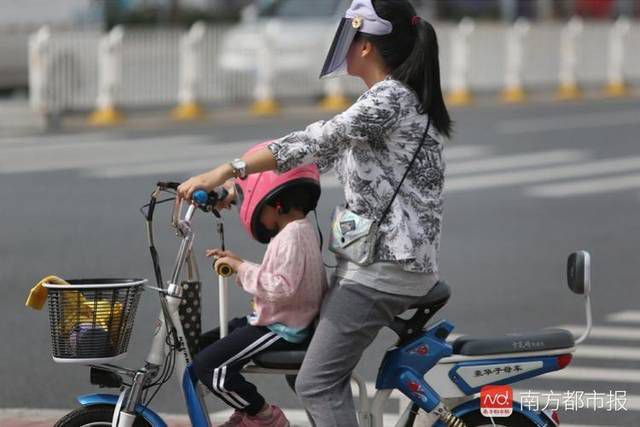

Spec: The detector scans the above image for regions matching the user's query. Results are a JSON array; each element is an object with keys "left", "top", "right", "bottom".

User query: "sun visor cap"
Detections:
[{"left": 319, "top": 0, "right": 393, "bottom": 79}]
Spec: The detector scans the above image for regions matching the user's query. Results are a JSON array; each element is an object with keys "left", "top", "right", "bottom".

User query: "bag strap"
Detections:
[{"left": 378, "top": 115, "right": 432, "bottom": 226}]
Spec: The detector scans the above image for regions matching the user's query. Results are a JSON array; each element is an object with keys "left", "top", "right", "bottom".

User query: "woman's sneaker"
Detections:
[
  {"left": 218, "top": 409, "right": 245, "bottom": 427},
  {"left": 241, "top": 405, "right": 289, "bottom": 427}
]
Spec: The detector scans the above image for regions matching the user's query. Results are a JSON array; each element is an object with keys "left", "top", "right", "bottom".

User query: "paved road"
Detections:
[{"left": 1, "top": 98, "right": 639, "bottom": 426}]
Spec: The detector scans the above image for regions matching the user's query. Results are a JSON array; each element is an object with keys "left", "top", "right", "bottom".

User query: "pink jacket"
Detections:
[{"left": 236, "top": 218, "right": 328, "bottom": 329}]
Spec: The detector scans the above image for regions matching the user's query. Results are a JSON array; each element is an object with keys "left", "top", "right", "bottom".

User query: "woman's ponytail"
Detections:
[{"left": 366, "top": 0, "right": 453, "bottom": 138}]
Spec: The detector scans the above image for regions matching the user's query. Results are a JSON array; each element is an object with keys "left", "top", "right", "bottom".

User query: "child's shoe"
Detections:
[
  {"left": 241, "top": 405, "right": 289, "bottom": 427},
  {"left": 218, "top": 409, "right": 245, "bottom": 427}
]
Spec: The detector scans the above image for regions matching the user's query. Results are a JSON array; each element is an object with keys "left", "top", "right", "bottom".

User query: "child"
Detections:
[{"left": 192, "top": 142, "right": 328, "bottom": 427}]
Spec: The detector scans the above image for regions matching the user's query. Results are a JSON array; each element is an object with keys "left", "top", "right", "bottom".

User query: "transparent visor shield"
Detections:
[{"left": 320, "top": 18, "right": 359, "bottom": 79}]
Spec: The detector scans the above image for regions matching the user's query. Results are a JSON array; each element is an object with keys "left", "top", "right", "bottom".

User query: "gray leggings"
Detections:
[{"left": 295, "top": 276, "right": 420, "bottom": 427}]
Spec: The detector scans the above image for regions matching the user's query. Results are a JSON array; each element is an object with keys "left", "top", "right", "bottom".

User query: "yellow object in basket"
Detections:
[
  {"left": 60, "top": 298, "right": 124, "bottom": 336},
  {"left": 25, "top": 275, "right": 68, "bottom": 310},
  {"left": 27, "top": 276, "right": 124, "bottom": 336}
]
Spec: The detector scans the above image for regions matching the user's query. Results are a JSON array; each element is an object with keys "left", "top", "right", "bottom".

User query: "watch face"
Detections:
[{"left": 232, "top": 159, "right": 247, "bottom": 178}]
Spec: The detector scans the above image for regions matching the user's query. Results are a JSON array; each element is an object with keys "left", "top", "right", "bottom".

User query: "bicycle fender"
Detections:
[
  {"left": 77, "top": 393, "right": 168, "bottom": 427},
  {"left": 432, "top": 397, "right": 555, "bottom": 427}
]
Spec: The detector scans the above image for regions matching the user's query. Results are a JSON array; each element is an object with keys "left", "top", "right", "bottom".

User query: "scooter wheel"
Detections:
[{"left": 53, "top": 404, "right": 152, "bottom": 427}]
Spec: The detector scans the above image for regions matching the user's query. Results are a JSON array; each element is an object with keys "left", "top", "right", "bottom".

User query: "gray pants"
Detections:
[{"left": 295, "top": 276, "right": 419, "bottom": 427}]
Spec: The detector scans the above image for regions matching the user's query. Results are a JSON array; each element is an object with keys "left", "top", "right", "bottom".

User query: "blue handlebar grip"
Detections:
[{"left": 193, "top": 190, "right": 208, "bottom": 205}]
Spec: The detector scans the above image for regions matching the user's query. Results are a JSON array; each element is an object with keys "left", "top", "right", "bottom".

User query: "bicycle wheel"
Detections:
[{"left": 53, "top": 405, "right": 152, "bottom": 427}]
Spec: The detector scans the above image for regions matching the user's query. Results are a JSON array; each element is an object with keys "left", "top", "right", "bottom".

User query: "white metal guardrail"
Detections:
[{"left": 28, "top": 19, "right": 640, "bottom": 124}]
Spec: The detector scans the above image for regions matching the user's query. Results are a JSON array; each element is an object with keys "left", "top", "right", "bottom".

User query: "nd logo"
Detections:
[{"left": 480, "top": 385, "right": 513, "bottom": 417}]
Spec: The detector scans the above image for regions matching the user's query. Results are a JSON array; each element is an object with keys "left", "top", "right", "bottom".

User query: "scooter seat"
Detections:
[
  {"left": 252, "top": 350, "right": 306, "bottom": 370},
  {"left": 452, "top": 328, "right": 575, "bottom": 356}
]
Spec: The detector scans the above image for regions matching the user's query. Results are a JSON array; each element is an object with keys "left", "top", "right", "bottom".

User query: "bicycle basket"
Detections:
[{"left": 43, "top": 278, "right": 146, "bottom": 363}]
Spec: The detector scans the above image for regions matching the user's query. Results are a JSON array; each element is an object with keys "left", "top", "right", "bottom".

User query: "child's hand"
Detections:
[
  {"left": 206, "top": 248, "right": 241, "bottom": 262},
  {"left": 214, "top": 256, "right": 242, "bottom": 274}
]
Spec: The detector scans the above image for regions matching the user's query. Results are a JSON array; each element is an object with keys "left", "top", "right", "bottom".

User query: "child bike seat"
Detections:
[
  {"left": 252, "top": 350, "right": 307, "bottom": 370},
  {"left": 452, "top": 328, "right": 575, "bottom": 355}
]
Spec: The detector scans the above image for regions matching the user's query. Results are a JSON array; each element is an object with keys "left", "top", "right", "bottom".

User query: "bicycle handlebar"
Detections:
[{"left": 192, "top": 188, "right": 228, "bottom": 210}]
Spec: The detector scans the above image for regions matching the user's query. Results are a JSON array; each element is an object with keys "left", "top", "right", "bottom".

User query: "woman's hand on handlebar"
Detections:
[
  {"left": 177, "top": 167, "right": 230, "bottom": 202},
  {"left": 177, "top": 146, "right": 278, "bottom": 202}
]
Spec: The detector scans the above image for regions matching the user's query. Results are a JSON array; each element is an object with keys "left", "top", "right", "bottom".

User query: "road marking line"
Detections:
[
  {"left": 445, "top": 145, "right": 491, "bottom": 160},
  {"left": 526, "top": 173, "right": 640, "bottom": 197},
  {"left": 497, "top": 110, "right": 640, "bottom": 134},
  {"left": 574, "top": 345, "right": 640, "bottom": 361},
  {"left": 558, "top": 325, "right": 640, "bottom": 341},
  {"left": 446, "top": 156, "right": 640, "bottom": 192},
  {"left": 0, "top": 132, "right": 113, "bottom": 146},
  {"left": 607, "top": 311, "right": 640, "bottom": 324},
  {"left": 541, "top": 366, "right": 640, "bottom": 384},
  {"left": 448, "top": 150, "right": 587, "bottom": 175}
]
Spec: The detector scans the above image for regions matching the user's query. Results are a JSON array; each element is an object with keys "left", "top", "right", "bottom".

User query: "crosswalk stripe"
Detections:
[
  {"left": 0, "top": 131, "right": 112, "bottom": 147},
  {"left": 0, "top": 138, "right": 258, "bottom": 175},
  {"left": 560, "top": 425, "right": 618, "bottom": 427},
  {"left": 444, "top": 145, "right": 491, "bottom": 160},
  {"left": 322, "top": 151, "right": 593, "bottom": 190},
  {"left": 448, "top": 150, "right": 587, "bottom": 175},
  {"left": 446, "top": 156, "right": 640, "bottom": 192},
  {"left": 526, "top": 173, "right": 640, "bottom": 197},
  {"left": 607, "top": 311, "right": 640, "bottom": 324},
  {"left": 575, "top": 345, "right": 640, "bottom": 361},
  {"left": 90, "top": 158, "right": 236, "bottom": 178},
  {"left": 558, "top": 325, "right": 640, "bottom": 341},
  {"left": 496, "top": 109, "right": 640, "bottom": 134},
  {"left": 542, "top": 366, "right": 640, "bottom": 383}
]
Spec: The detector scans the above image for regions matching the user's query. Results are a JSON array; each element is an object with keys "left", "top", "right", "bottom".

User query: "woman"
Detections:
[{"left": 178, "top": 0, "right": 452, "bottom": 425}]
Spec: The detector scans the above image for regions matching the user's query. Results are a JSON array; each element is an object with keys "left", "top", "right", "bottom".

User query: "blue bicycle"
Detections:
[{"left": 46, "top": 182, "right": 592, "bottom": 427}]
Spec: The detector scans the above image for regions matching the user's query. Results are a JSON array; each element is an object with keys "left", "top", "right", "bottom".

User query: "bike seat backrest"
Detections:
[{"left": 387, "top": 280, "right": 451, "bottom": 343}]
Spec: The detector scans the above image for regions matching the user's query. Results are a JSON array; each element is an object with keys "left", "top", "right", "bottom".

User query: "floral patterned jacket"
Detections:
[{"left": 268, "top": 78, "right": 445, "bottom": 274}]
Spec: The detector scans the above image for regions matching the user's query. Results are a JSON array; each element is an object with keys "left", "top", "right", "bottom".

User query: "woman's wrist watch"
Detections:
[{"left": 229, "top": 158, "right": 247, "bottom": 179}]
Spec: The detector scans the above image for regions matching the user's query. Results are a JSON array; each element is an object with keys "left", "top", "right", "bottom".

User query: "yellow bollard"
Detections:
[
  {"left": 89, "top": 106, "right": 124, "bottom": 126},
  {"left": 250, "top": 98, "right": 280, "bottom": 116},
  {"left": 319, "top": 94, "right": 351, "bottom": 112},
  {"left": 446, "top": 89, "right": 473, "bottom": 107},
  {"left": 320, "top": 95, "right": 352, "bottom": 111},
  {"left": 555, "top": 83, "right": 582, "bottom": 101},
  {"left": 501, "top": 86, "right": 527, "bottom": 104},
  {"left": 90, "top": 26, "right": 125, "bottom": 127},
  {"left": 171, "top": 102, "right": 205, "bottom": 121},
  {"left": 603, "top": 82, "right": 630, "bottom": 97}
]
